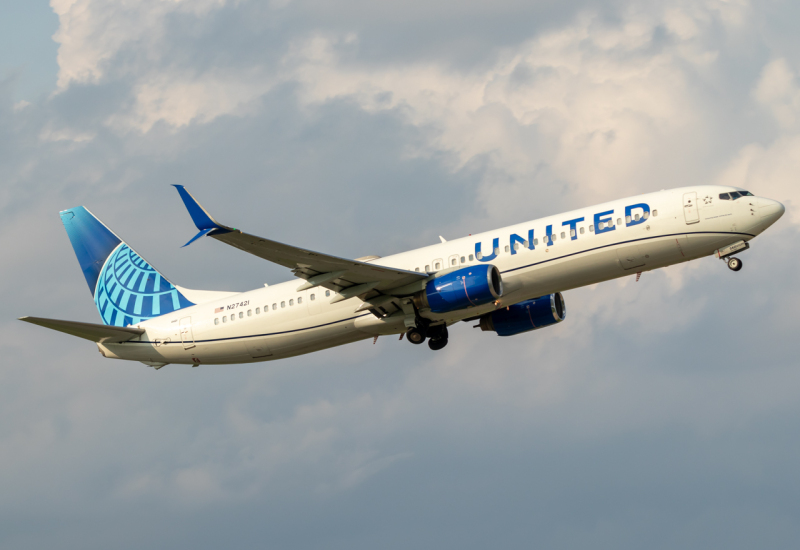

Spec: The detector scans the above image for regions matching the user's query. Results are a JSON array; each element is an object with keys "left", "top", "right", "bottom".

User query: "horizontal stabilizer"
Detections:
[{"left": 19, "top": 316, "right": 145, "bottom": 343}]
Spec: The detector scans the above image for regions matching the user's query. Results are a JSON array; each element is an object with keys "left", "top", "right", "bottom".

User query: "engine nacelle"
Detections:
[
  {"left": 479, "top": 293, "right": 566, "bottom": 336},
  {"left": 420, "top": 264, "right": 503, "bottom": 313}
]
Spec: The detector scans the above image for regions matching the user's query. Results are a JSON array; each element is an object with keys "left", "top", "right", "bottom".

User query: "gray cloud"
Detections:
[{"left": 2, "top": 0, "right": 800, "bottom": 548}]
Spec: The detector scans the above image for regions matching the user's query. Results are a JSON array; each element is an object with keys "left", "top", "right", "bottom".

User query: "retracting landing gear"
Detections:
[
  {"left": 406, "top": 327, "right": 427, "bottom": 345},
  {"left": 404, "top": 324, "right": 449, "bottom": 350},
  {"left": 427, "top": 325, "right": 449, "bottom": 351},
  {"left": 727, "top": 257, "right": 743, "bottom": 271}
]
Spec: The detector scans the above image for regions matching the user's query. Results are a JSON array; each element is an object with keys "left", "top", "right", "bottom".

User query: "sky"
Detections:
[{"left": 2, "top": 0, "right": 800, "bottom": 548}]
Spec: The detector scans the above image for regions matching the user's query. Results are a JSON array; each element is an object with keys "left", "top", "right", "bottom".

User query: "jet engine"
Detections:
[
  {"left": 478, "top": 293, "right": 566, "bottom": 336},
  {"left": 417, "top": 264, "right": 503, "bottom": 313}
]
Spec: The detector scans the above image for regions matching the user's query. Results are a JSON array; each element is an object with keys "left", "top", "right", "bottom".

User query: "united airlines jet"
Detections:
[{"left": 20, "top": 186, "right": 784, "bottom": 368}]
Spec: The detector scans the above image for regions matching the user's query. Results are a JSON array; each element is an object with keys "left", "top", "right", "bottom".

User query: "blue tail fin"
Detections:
[{"left": 60, "top": 207, "right": 194, "bottom": 327}]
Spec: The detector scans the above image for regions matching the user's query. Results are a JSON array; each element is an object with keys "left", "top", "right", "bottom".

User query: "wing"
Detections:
[
  {"left": 172, "top": 186, "right": 428, "bottom": 306},
  {"left": 19, "top": 317, "right": 145, "bottom": 343}
]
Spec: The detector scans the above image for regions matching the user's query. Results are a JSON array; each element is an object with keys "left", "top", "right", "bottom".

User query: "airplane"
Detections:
[{"left": 20, "top": 185, "right": 784, "bottom": 369}]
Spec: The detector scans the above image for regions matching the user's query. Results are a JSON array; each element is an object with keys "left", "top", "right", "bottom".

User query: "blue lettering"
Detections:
[
  {"left": 594, "top": 210, "right": 615, "bottom": 234},
  {"left": 545, "top": 225, "right": 554, "bottom": 245},
  {"left": 509, "top": 233, "right": 532, "bottom": 255},
  {"left": 625, "top": 203, "right": 650, "bottom": 227},
  {"left": 475, "top": 238, "right": 499, "bottom": 262},
  {"left": 562, "top": 217, "right": 584, "bottom": 240}
]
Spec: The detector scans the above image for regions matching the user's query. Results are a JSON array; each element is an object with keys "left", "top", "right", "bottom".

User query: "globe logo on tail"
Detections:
[{"left": 94, "top": 244, "right": 194, "bottom": 327}]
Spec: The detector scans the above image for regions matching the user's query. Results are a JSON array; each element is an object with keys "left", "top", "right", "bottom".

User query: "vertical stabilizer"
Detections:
[{"left": 60, "top": 207, "right": 194, "bottom": 327}]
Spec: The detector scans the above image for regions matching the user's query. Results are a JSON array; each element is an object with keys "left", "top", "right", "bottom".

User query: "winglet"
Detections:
[{"left": 172, "top": 185, "right": 231, "bottom": 246}]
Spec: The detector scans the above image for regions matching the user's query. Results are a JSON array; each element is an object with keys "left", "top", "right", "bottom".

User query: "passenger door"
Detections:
[
  {"left": 683, "top": 192, "right": 700, "bottom": 224},
  {"left": 179, "top": 317, "right": 195, "bottom": 350}
]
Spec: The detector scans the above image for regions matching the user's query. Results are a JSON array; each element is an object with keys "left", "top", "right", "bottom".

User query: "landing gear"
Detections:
[
  {"left": 727, "top": 257, "right": 743, "bottom": 272},
  {"left": 406, "top": 327, "right": 427, "bottom": 345},
  {"left": 427, "top": 325, "right": 449, "bottom": 351},
  {"left": 405, "top": 324, "right": 449, "bottom": 350},
  {"left": 428, "top": 337, "right": 448, "bottom": 351}
]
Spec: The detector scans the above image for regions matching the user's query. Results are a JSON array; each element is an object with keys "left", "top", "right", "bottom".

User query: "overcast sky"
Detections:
[{"left": 3, "top": 1, "right": 800, "bottom": 548}]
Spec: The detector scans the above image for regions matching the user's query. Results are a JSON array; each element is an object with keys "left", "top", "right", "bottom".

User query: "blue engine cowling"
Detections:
[
  {"left": 423, "top": 264, "right": 503, "bottom": 313},
  {"left": 478, "top": 293, "right": 566, "bottom": 336}
]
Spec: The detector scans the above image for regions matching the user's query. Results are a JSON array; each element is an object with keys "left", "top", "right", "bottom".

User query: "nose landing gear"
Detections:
[{"left": 727, "top": 257, "right": 743, "bottom": 271}]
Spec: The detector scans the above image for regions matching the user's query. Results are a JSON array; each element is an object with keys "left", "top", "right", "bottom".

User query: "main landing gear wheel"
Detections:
[
  {"left": 406, "top": 327, "right": 427, "bottom": 345},
  {"left": 428, "top": 337, "right": 448, "bottom": 351},
  {"left": 727, "top": 257, "right": 743, "bottom": 272}
]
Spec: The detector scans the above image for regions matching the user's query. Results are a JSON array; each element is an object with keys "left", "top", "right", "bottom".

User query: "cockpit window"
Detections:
[
  {"left": 719, "top": 193, "right": 730, "bottom": 200},
  {"left": 740, "top": 190, "right": 753, "bottom": 196},
  {"left": 729, "top": 191, "right": 741, "bottom": 199}
]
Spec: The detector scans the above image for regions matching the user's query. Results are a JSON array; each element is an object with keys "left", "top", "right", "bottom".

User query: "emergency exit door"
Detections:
[
  {"left": 179, "top": 317, "right": 195, "bottom": 350},
  {"left": 683, "top": 192, "right": 700, "bottom": 224}
]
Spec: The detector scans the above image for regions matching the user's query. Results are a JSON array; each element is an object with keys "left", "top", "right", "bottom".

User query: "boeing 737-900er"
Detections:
[{"left": 20, "top": 185, "right": 785, "bottom": 368}]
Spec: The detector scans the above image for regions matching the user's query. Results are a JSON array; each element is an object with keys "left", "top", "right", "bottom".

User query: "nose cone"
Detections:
[{"left": 759, "top": 198, "right": 786, "bottom": 225}]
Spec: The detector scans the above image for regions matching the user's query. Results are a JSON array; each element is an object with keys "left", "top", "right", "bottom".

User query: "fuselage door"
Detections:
[
  {"left": 683, "top": 192, "right": 700, "bottom": 224},
  {"left": 179, "top": 317, "right": 195, "bottom": 350}
]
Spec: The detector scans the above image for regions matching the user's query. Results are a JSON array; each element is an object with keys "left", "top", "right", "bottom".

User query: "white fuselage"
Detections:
[{"left": 97, "top": 186, "right": 784, "bottom": 365}]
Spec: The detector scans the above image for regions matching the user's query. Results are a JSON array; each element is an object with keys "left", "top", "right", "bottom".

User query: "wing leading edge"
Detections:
[{"left": 172, "top": 186, "right": 427, "bottom": 309}]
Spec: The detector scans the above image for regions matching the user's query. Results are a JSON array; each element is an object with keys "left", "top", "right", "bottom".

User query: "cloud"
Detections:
[{"left": 4, "top": 0, "right": 800, "bottom": 548}]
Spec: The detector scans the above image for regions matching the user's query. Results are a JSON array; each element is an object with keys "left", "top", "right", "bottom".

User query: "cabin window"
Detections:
[
  {"left": 616, "top": 218, "right": 621, "bottom": 226},
  {"left": 469, "top": 254, "right": 474, "bottom": 261},
  {"left": 460, "top": 256, "right": 465, "bottom": 263},
  {"left": 626, "top": 215, "right": 631, "bottom": 224},
  {"left": 589, "top": 225, "right": 594, "bottom": 232},
  {"left": 272, "top": 303, "right": 277, "bottom": 310},
  {"left": 514, "top": 243, "right": 520, "bottom": 251},
  {"left": 425, "top": 264, "right": 430, "bottom": 271},
  {"left": 289, "top": 299, "right": 294, "bottom": 306},
  {"left": 653, "top": 210, "right": 658, "bottom": 217},
  {"left": 634, "top": 214, "right": 640, "bottom": 221},
  {"left": 643, "top": 211, "right": 649, "bottom": 220},
  {"left": 522, "top": 240, "right": 528, "bottom": 248},
  {"left": 230, "top": 314, "right": 235, "bottom": 321},
  {"left": 451, "top": 258, "right": 457, "bottom": 265},
  {"left": 239, "top": 311, "right": 244, "bottom": 319},
  {"left": 551, "top": 234, "right": 556, "bottom": 242},
  {"left": 597, "top": 222, "right": 603, "bottom": 230},
  {"left": 222, "top": 316, "right": 227, "bottom": 323},
  {"left": 504, "top": 245, "right": 509, "bottom": 253},
  {"left": 570, "top": 229, "right": 576, "bottom": 237},
  {"left": 281, "top": 301, "right": 286, "bottom": 308},
  {"left": 310, "top": 294, "right": 315, "bottom": 301},
  {"left": 298, "top": 297, "right": 303, "bottom": 304},
  {"left": 214, "top": 318, "right": 219, "bottom": 325},
  {"left": 247, "top": 309, "right": 252, "bottom": 317},
  {"left": 493, "top": 247, "right": 500, "bottom": 255},
  {"left": 256, "top": 307, "right": 260, "bottom": 314},
  {"left": 434, "top": 261, "right": 441, "bottom": 269},
  {"left": 579, "top": 227, "right": 585, "bottom": 234},
  {"left": 325, "top": 290, "right": 331, "bottom": 297},
  {"left": 415, "top": 267, "right": 420, "bottom": 272}
]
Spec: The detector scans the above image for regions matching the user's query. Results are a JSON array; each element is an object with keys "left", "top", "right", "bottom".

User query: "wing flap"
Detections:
[{"left": 19, "top": 317, "right": 145, "bottom": 343}]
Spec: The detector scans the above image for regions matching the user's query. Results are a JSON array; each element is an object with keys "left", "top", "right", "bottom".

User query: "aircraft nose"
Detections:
[{"left": 759, "top": 198, "right": 786, "bottom": 224}]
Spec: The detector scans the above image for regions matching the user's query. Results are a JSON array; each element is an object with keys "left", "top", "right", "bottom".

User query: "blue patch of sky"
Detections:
[{"left": 0, "top": 1, "right": 59, "bottom": 101}]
